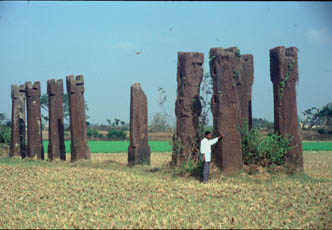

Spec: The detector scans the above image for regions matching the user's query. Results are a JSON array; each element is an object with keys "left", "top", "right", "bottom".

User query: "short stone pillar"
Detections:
[
  {"left": 128, "top": 83, "right": 150, "bottom": 165},
  {"left": 66, "top": 75, "right": 90, "bottom": 161},
  {"left": 10, "top": 84, "right": 26, "bottom": 158},
  {"left": 270, "top": 46, "right": 303, "bottom": 170},
  {"left": 172, "top": 52, "right": 204, "bottom": 166},
  {"left": 236, "top": 54, "right": 254, "bottom": 129},
  {"left": 47, "top": 79, "right": 66, "bottom": 161},
  {"left": 210, "top": 47, "right": 242, "bottom": 176},
  {"left": 25, "top": 81, "right": 44, "bottom": 159}
]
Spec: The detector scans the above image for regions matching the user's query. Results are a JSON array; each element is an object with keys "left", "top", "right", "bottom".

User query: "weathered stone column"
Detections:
[
  {"left": 66, "top": 75, "right": 90, "bottom": 161},
  {"left": 236, "top": 54, "right": 254, "bottom": 129},
  {"left": 47, "top": 79, "right": 66, "bottom": 161},
  {"left": 210, "top": 47, "right": 242, "bottom": 176},
  {"left": 172, "top": 52, "right": 203, "bottom": 166},
  {"left": 270, "top": 46, "right": 303, "bottom": 171},
  {"left": 10, "top": 84, "right": 26, "bottom": 158},
  {"left": 128, "top": 83, "right": 150, "bottom": 165},
  {"left": 26, "top": 81, "right": 44, "bottom": 159}
]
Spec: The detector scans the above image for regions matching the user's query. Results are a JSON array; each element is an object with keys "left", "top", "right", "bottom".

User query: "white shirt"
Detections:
[{"left": 200, "top": 137, "right": 219, "bottom": 162}]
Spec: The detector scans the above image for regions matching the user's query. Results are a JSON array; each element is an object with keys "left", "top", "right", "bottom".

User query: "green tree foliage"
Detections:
[
  {"left": 302, "top": 102, "right": 332, "bottom": 133},
  {"left": 0, "top": 113, "right": 11, "bottom": 144},
  {"left": 107, "top": 130, "right": 127, "bottom": 140}
]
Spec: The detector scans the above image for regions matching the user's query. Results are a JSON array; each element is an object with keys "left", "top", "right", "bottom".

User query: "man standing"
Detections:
[{"left": 200, "top": 131, "right": 224, "bottom": 184}]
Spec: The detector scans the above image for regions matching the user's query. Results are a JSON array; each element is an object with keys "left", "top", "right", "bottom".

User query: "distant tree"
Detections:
[
  {"left": 150, "top": 112, "right": 168, "bottom": 132},
  {"left": 252, "top": 118, "right": 274, "bottom": 131},
  {"left": 40, "top": 93, "right": 89, "bottom": 126},
  {"left": 301, "top": 107, "right": 319, "bottom": 129}
]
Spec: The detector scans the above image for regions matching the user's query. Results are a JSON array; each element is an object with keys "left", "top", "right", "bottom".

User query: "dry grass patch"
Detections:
[{"left": 0, "top": 151, "right": 331, "bottom": 229}]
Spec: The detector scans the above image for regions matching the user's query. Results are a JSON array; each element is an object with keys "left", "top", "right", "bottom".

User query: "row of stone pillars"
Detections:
[
  {"left": 10, "top": 75, "right": 90, "bottom": 161},
  {"left": 172, "top": 46, "right": 303, "bottom": 175}
]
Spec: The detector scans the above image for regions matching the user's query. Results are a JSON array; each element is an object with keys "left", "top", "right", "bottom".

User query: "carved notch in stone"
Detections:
[
  {"left": 25, "top": 81, "right": 44, "bottom": 159},
  {"left": 10, "top": 84, "right": 26, "bottom": 158},
  {"left": 66, "top": 75, "right": 90, "bottom": 161}
]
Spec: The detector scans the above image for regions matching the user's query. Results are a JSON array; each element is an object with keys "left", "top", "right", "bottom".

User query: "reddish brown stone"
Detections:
[
  {"left": 26, "top": 81, "right": 44, "bottom": 159},
  {"left": 128, "top": 83, "right": 150, "bottom": 165},
  {"left": 210, "top": 47, "right": 242, "bottom": 176},
  {"left": 66, "top": 75, "right": 90, "bottom": 161},
  {"left": 236, "top": 54, "right": 254, "bottom": 129},
  {"left": 47, "top": 79, "right": 66, "bottom": 161},
  {"left": 10, "top": 84, "right": 26, "bottom": 158},
  {"left": 172, "top": 52, "right": 203, "bottom": 165},
  {"left": 270, "top": 46, "right": 303, "bottom": 170}
]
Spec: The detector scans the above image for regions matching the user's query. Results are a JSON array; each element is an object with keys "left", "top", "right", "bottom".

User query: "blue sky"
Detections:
[{"left": 0, "top": 1, "right": 332, "bottom": 125}]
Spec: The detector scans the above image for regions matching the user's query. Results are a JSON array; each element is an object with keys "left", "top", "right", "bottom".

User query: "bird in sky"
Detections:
[{"left": 136, "top": 50, "right": 143, "bottom": 55}]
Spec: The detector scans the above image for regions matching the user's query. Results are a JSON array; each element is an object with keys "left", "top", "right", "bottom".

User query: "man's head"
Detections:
[{"left": 205, "top": 131, "right": 212, "bottom": 139}]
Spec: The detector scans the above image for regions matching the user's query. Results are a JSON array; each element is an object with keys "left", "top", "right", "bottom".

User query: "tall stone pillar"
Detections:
[
  {"left": 210, "top": 47, "right": 242, "bottom": 176},
  {"left": 270, "top": 46, "right": 303, "bottom": 170},
  {"left": 10, "top": 84, "right": 26, "bottom": 158},
  {"left": 47, "top": 79, "right": 66, "bottom": 161},
  {"left": 66, "top": 75, "right": 90, "bottom": 161},
  {"left": 26, "top": 81, "right": 44, "bottom": 160},
  {"left": 236, "top": 54, "right": 254, "bottom": 129},
  {"left": 128, "top": 83, "right": 150, "bottom": 165},
  {"left": 172, "top": 52, "right": 203, "bottom": 166}
]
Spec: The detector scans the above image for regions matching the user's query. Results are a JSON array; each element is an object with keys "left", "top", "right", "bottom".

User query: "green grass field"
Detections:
[
  {"left": 43, "top": 141, "right": 172, "bottom": 153},
  {"left": 42, "top": 140, "right": 332, "bottom": 153}
]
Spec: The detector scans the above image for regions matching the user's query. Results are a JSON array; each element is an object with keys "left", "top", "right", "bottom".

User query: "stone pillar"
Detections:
[
  {"left": 25, "top": 81, "right": 44, "bottom": 159},
  {"left": 47, "top": 79, "right": 66, "bottom": 161},
  {"left": 10, "top": 84, "right": 26, "bottom": 158},
  {"left": 128, "top": 83, "right": 150, "bottom": 165},
  {"left": 210, "top": 47, "right": 242, "bottom": 176},
  {"left": 66, "top": 75, "right": 90, "bottom": 161},
  {"left": 172, "top": 52, "right": 203, "bottom": 166},
  {"left": 236, "top": 54, "right": 254, "bottom": 129},
  {"left": 270, "top": 46, "right": 303, "bottom": 170}
]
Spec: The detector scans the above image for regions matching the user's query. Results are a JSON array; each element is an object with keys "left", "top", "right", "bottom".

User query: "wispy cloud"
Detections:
[{"left": 305, "top": 27, "right": 332, "bottom": 45}]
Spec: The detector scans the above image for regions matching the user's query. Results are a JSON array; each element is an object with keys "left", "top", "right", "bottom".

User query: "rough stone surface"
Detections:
[
  {"left": 270, "top": 46, "right": 303, "bottom": 170},
  {"left": 10, "top": 84, "right": 26, "bottom": 158},
  {"left": 210, "top": 47, "right": 242, "bottom": 176},
  {"left": 26, "top": 81, "right": 44, "bottom": 159},
  {"left": 128, "top": 83, "right": 150, "bottom": 165},
  {"left": 172, "top": 52, "right": 203, "bottom": 165},
  {"left": 66, "top": 75, "right": 90, "bottom": 161},
  {"left": 236, "top": 54, "right": 254, "bottom": 129},
  {"left": 47, "top": 79, "right": 66, "bottom": 161}
]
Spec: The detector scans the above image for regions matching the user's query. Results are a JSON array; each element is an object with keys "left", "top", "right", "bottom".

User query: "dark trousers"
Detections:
[{"left": 203, "top": 162, "right": 210, "bottom": 183}]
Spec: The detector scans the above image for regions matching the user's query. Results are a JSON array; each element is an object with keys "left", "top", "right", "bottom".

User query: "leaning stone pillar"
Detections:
[
  {"left": 66, "top": 75, "right": 90, "bottom": 161},
  {"left": 128, "top": 83, "right": 150, "bottom": 165},
  {"left": 236, "top": 54, "right": 254, "bottom": 129},
  {"left": 210, "top": 47, "right": 242, "bottom": 176},
  {"left": 47, "top": 79, "right": 66, "bottom": 161},
  {"left": 25, "top": 81, "right": 44, "bottom": 159},
  {"left": 172, "top": 52, "right": 203, "bottom": 166},
  {"left": 10, "top": 84, "right": 26, "bottom": 158},
  {"left": 270, "top": 46, "right": 303, "bottom": 171}
]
